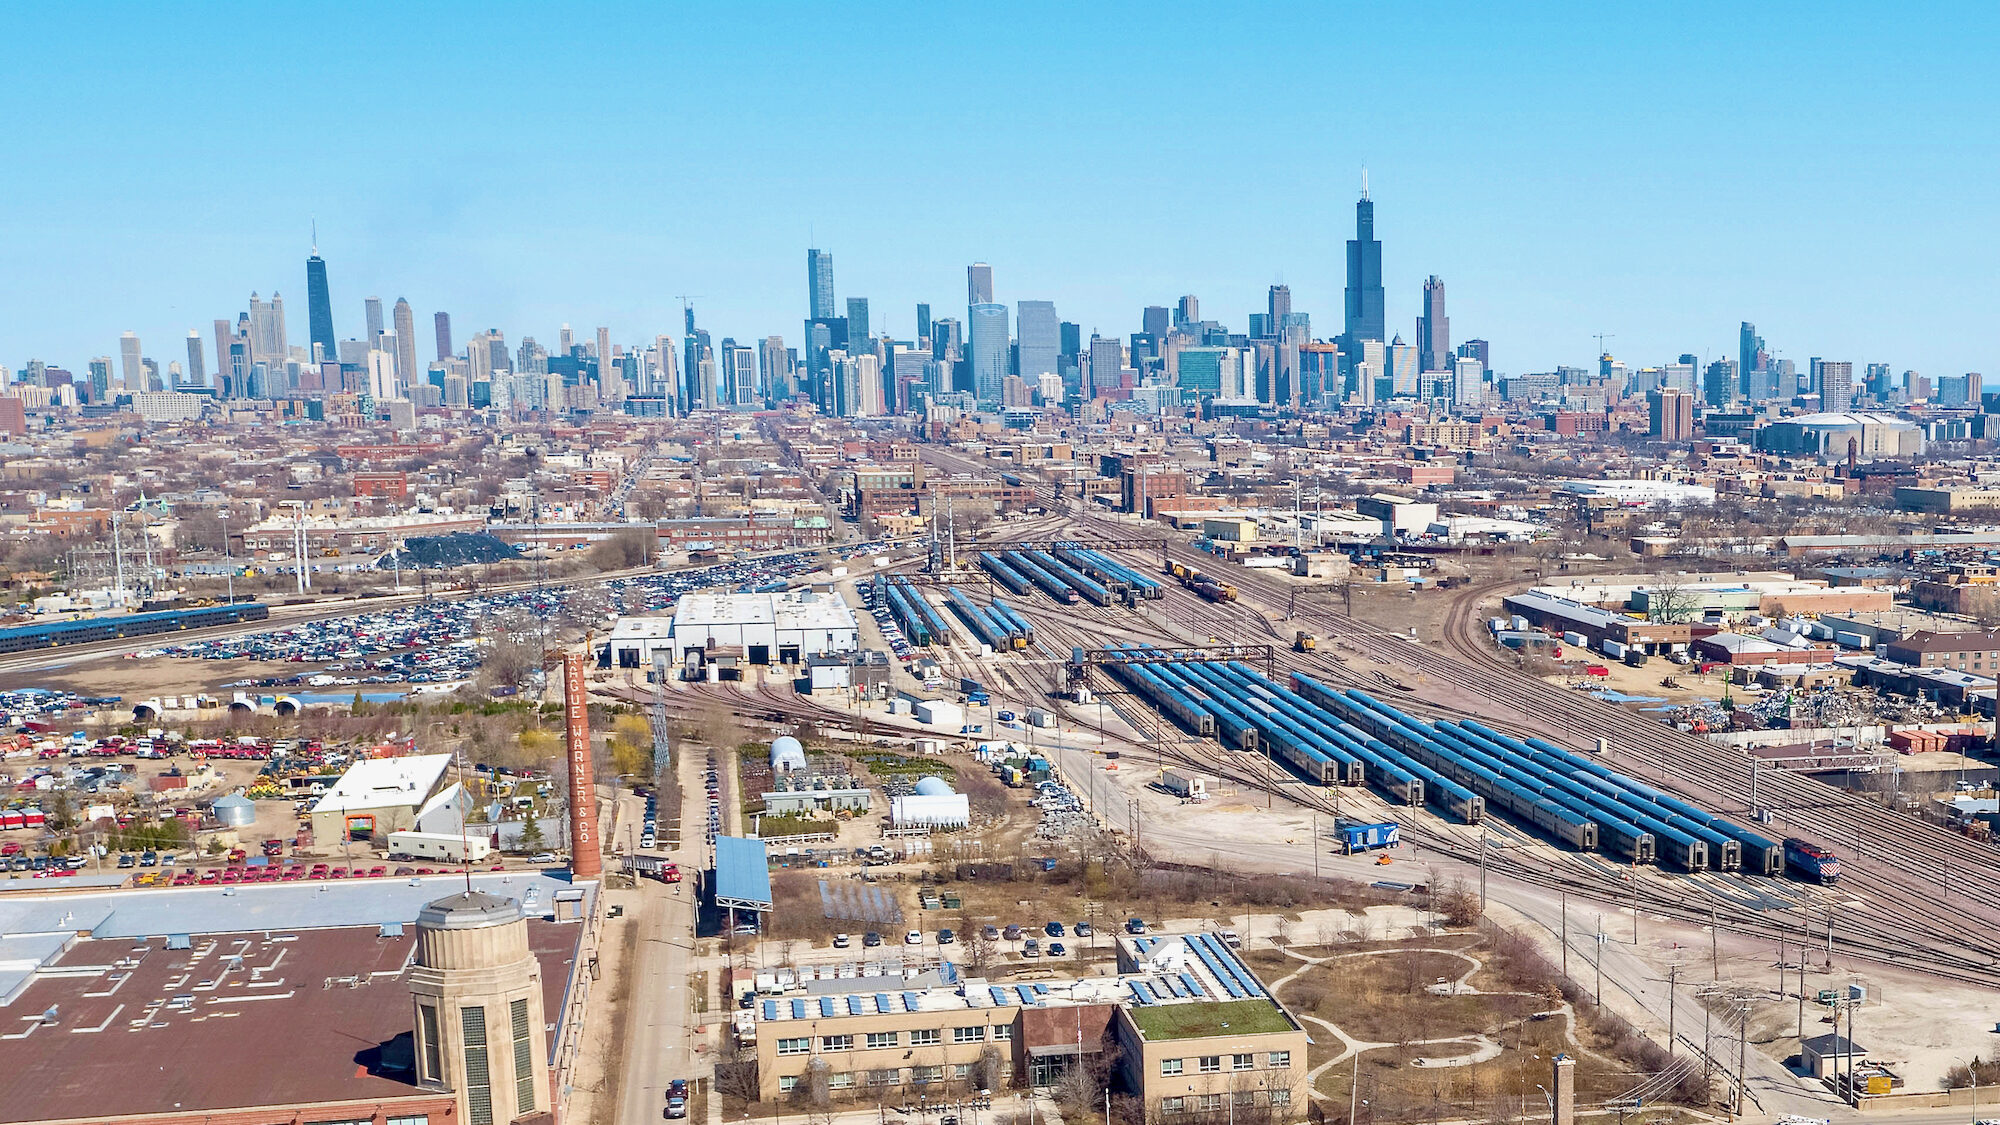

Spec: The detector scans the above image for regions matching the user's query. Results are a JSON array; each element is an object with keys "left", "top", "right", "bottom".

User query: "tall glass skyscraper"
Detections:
[
  {"left": 1344, "top": 185, "right": 1385, "bottom": 344},
  {"left": 306, "top": 251, "right": 336, "bottom": 364},
  {"left": 846, "top": 298, "right": 870, "bottom": 348},
  {"left": 1016, "top": 300, "right": 1060, "bottom": 378},
  {"left": 1417, "top": 276, "right": 1448, "bottom": 372},
  {"left": 968, "top": 302, "right": 1009, "bottom": 405},
  {"left": 807, "top": 249, "right": 836, "bottom": 319}
]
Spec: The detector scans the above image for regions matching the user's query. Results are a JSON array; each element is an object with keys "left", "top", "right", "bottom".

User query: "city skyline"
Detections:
[{"left": 5, "top": 4, "right": 1999, "bottom": 377}]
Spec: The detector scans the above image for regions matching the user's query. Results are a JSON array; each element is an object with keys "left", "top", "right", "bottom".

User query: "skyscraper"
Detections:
[
  {"left": 1813, "top": 359, "right": 1855, "bottom": 408},
  {"left": 434, "top": 311, "right": 453, "bottom": 361},
  {"left": 1344, "top": 180, "right": 1385, "bottom": 344},
  {"left": 1648, "top": 388, "right": 1695, "bottom": 441},
  {"left": 1177, "top": 294, "right": 1200, "bottom": 327},
  {"left": 118, "top": 332, "right": 142, "bottom": 391},
  {"left": 1016, "top": 300, "right": 1060, "bottom": 379},
  {"left": 915, "top": 303, "right": 932, "bottom": 343},
  {"left": 248, "top": 292, "right": 287, "bottom": 364},
  {"left": 1142, "top": 306, "right": 1170, "bottom": 338},
  {"left": 846, "top": 298, "right": 870, "bottom": 350},
  {"left": 1267, "top": 286, "right": 1292, "bottom": 334},
  {"left": 807, "top": 249, "right": 836, "bottom": 319},
  {"left": 364, "top": 296, "right": 384, "bottom": 342},
  {"left": 759, "top": 336, "right": 791, "bottom": 402},
  {"left": 393, "top": 299, "right": 417, "bottom": 391},
  {"left": 1740, "top": 322, "right": 1768, "bottom": 377},
  {"left": 1087, "top": 334, "right": 1126, "bottom": 398},
  {"left": 305, "top": 247, "right": 336, "bottom": 364},
  {"left": 969, "top": 302, "right": 1009, "bottom": 405},
  {"left": 184, "top": 331, "right": 206, "bottom": 388},
  {"left": 1417, "top": 276, "right": 1449, "bottom": 373},
  {"left": 87, "top": 357, "right": 112, "bottom": 402},
  {"left": 967, "top": 262, "right": 994, "bottom": 306}
]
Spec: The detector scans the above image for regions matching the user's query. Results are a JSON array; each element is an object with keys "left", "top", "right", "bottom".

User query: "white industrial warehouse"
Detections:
[{"left": 605, "top": 589, "right": 860, "bottom": 676}]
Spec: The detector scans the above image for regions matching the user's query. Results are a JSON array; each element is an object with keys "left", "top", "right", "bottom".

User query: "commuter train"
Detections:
[{"left": 0, "top": 602, "right": 271, "bottom": 655}]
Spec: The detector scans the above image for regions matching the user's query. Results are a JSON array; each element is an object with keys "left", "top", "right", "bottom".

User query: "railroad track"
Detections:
[
  {"left": 865, "top": 514, "right": 2000, "bottom": 981},
  {"left": 1052, "top": 526, "right": 2000, "bottom": 983}
]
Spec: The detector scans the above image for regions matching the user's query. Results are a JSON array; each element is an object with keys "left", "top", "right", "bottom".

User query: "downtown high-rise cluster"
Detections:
[{"left": 5, "top": 190, "right": 1955, "bottom": 431}]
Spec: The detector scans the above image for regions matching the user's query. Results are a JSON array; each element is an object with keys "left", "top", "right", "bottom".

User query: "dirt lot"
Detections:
[{"left": 20, "top": 655, "right": 305, "bottom": 698}]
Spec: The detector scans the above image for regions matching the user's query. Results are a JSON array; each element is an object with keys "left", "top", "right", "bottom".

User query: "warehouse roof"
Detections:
[
  {"left": 670, "top": 589, "right": 856, "bottom": 633},
  {"left": 309, "top": 753, "right": 452, "bottom": 815},
  {"left": 0, "top": 919, "right": 579, "bottom": 1125}
]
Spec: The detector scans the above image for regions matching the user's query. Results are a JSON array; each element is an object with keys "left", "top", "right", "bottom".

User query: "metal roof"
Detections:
[{"left": 714, "top": 835, "right": 773, "bottom": 910}]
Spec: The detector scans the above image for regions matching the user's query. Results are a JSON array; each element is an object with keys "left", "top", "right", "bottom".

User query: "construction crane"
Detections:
[{"left": 1593, "top": 332, "right": 1615, "bottom": 357}]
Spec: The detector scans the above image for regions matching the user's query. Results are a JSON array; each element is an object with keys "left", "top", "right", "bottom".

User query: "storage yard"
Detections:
[{"left": 638, "top": 514, "right": 2000, "bottom": 1016}]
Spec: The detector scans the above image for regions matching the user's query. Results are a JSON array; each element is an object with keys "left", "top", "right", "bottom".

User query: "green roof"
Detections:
[{"left": 1127, "top": 998, "right": 1293, "bottom": 1041}]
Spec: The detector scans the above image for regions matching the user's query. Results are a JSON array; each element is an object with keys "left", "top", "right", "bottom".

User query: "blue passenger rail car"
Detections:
[
  {"left": 0, "top": 602, "right": 271, "bottom": 654},
  {"left": 978, "top": 552, "right": 1037, "bottom": 597}
]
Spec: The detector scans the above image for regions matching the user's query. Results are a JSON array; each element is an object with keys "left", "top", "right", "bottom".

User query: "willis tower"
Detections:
[{"left": 1344, "top": 173, "right": 1384, "bottom": 343}]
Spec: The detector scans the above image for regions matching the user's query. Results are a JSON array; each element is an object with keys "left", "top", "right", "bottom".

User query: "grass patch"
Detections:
[{"left": 1128, "top": 998, "right": 1293, "bottom": 1040}]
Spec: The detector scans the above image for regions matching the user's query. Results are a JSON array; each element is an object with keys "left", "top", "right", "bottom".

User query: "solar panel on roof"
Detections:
[
  {"left": 763, "top": 999, "right": 779, "bottom": 1020},
  {"left": 1014, "top": 985, "right": 1036, "bottom": 1004},
  {"left": 876, "top": 992, "right": 894, "bottom": 1011},
  {"left": 791, "top": 998, "right": 808, "bottom": 1019},
  {"left": 901, "top": 991, "right": 921, "bottom": 1011},
  {"left": 989, "top": 987, "right": 1011, "bottom": 1006},
  {"left": 1179, "top": 972, "right": 1206, "bottom": 998},
  {"left": 1128, "top": 981, "right": 1153, "bottom": 1006},
  {"left": 1160, "top": 976, "right": 1186, "bottom": 998},
  {"left": 1186, "top": 936, "right": 1245, "bottom": 998},
  {"left": 1032, "top": 984, "right": 1049, "bottom": 995},
  {"left": 847, "top": 996, "right": 865, "bottom": 1015},
  {"left": 820, "top": 997, "right": 837, "bottom": 1018}
]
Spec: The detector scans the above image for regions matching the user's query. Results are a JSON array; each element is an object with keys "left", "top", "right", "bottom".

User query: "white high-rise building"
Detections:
[
  {"left": 364, "top": 296, "right": 384, "bottom": 342},
  {"left": 184, "top": 331, "right": 206, "bottom": 387},
  {"left": 392, "top": 299, "right": 417, "bottom": 390},
  {"left": 368, "top": 349, "right": 398, "bottom": 401},
  {"left": 118, "top": 332, "right": 142, "bottom": 390},
  {"left": 248, "top": 293, "right": 287, "bottom": 363}
]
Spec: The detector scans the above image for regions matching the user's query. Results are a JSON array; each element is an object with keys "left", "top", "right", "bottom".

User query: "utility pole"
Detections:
[
  {"left": 1666, "top": 964, "right": 1678, "bottom": 1058},
  {"left": 1736, "top": 1001, "right": 1751, "bottom": 1116},
  {"left": 1561, "top": 892, "right": 1569, "bottom": 979},
  {"left": 1594, "top": 915, "right": 1604, "bottom": 1005},
  {"left": 1629, "top": 858, "right": 1640, "bottom": 944},
  {"left": 1478, "top": 834, "right": 1488, "bottom": 912}
]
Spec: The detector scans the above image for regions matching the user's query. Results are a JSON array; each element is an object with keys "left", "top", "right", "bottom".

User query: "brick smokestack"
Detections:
[
  {"left": 1551, "top": 1053, "right": 1575, "bottom": 1125},
  {"left": 563, "top": 652, "right": 601, "bottom": 878}
]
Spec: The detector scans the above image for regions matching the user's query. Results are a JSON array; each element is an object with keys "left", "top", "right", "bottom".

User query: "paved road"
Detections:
[{"left": 615, "top": 739, "right": 704, "bottom": 1125}]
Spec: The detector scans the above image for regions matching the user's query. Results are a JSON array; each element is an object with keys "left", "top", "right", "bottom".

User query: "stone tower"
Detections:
[{"left": 409, "top": 891, "right": 549, "bottom": 1125}]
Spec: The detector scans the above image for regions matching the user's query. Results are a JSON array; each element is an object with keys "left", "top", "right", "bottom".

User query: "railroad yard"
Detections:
[
  {"left": 609, "top": 476, "right": 2000, "bottom": 1114},
  {"left": 15, "top": 489, "right": 2000, "bottom": 1117}
]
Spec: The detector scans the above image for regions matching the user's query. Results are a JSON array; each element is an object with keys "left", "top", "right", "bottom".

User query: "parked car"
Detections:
[
  {"left": 1003, "top": 924, "right": 1023, "bottom": 941},
  {"left": 1125, "top": 918, "right": 1148, "bottom": 934},
  {"left": 904, "top": 930, "right": 923, "bottom": 946},
  {"left": 1044, "top": 921, "right": 1065, "bottom": 937},
  {"left": 937, "top": 928, "right": 955, "bottom": 945},
  {"left": 1022, "top": 939, "right": 1041, "bottom": 958},
  {"left": 1047, "top": 942, "right": 1066, "bottom": 957},
  {"left": 832, "top": 933, "right": 851, "bottom": 949},
  {"left": 863, "top": 931, "right": 884, "bottom": 948}
]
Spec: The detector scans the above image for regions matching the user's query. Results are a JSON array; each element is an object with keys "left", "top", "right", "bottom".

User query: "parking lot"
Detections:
[{"left": 112, "top": 542, "right": 910, "bottom": 695}]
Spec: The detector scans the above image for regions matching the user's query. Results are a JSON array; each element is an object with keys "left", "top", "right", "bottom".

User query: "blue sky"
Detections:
[{"left": 4, "top": 2, "right": 1998, "bottom": 379}]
